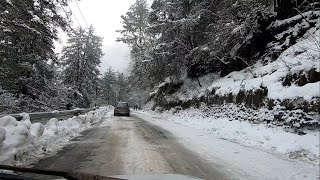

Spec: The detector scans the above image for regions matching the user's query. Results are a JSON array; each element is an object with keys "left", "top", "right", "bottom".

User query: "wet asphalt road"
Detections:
[{"left": 33, "top": 114, "right": 227, "bottom": 180}]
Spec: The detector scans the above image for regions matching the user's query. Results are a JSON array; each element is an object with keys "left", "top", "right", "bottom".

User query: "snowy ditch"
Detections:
[
  {"left": 0, "top": 106, "right": 113, "bottom": 166},
  {"left": 142, "top": 104, "right": 320, "bottom": 165}
]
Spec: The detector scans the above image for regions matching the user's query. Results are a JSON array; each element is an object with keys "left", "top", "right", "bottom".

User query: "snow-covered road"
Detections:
[
  {"left": 26, "top": 110, "right": 319, "bottom": 179},
  {"left": 33, "top": 114, "right": 225, "bottom": 179}
]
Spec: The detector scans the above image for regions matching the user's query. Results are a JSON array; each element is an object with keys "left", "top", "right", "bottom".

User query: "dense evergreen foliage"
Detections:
[
  {"left": 117, "top": 0, "right": 319, "bottom": 103},
  {"left": 0, "top": 0, "right": 319, "bottom": 113},
  {"left": 100, "top": 67, "right": 129, "bottom": 106},
  {"left": 0, "top": 0, "right": 72, "bottom": 112},
  {"left": 61, "top": 26, "right": 103, "bottom": 108},
  {"left": 0, "top": 0, "right": 131, "bottom": 112}
]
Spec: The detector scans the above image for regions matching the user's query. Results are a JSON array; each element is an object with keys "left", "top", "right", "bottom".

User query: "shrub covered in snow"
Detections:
[{"left": 0, "top": 90, "right": 18, "bottom": 114}]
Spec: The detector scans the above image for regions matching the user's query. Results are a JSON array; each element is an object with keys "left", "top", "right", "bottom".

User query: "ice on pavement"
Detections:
[{"left": 0, "top": 106, "right": 113, "bottom": 165}]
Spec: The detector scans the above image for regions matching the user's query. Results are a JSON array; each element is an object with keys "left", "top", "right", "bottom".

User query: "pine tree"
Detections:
[
  {"left": 117, "top": 0, "right": 153, "bottom": 87},
  {"left": 0, "top": 0, "right": 72, "bottom": 111},
  {"left": 99, "top": 68, "right": 130, "bottom": 106},
  {"left": 61, "top": 26, "right": 103, "bottom": 107},
  {"left": 101, "top": 67, "right": 117, "bottom": 105},
  {"left": 117, "top": 0, "right": 156, "bottom": 105},
  {"left": 148, "top": 0, "right": 193, "bottom": 79},
  {"left": 116, "top": 72, "right": 128, "bottom": 102}
]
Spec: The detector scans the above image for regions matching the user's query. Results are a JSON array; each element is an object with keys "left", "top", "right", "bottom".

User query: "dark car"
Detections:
[{"left": 114, "top": 102, "right": 130, "bottom": 116}]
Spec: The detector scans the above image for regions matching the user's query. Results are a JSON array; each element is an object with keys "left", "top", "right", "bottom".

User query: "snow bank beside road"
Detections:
[
  {"left": 0, "top": 106, "right": 113, "bottom": 165},
  {"left": 140, "top": 106, "right": 319, "bottom": 165},
  {"left": 135, "top": 111, "right": 319, "bottom": 180}
]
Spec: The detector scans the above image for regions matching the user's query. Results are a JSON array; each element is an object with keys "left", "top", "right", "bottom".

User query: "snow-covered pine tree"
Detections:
[
  {"left": 148, "top": 0, "right": 193, "bottom": 80},
  {"left": 100, "top": 67, "right": 117, "bottom": 105},
  {"left": 0, "top": 0, "right": 72, "bottom": 112},
  {"left": 61, "top": 26, "right": 103, "bottom": 108},
  {"left": 117, "top": 0, "right": 153, "bottom": 104},
  {"left": 116, "top": 72, "right": 128, "bottom": 102},
  {"left": 99, "top": 68, "right": 130, "bottom": 106}
]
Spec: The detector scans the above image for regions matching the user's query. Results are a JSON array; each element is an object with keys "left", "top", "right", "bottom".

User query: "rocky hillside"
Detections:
[{"left": 148, "top": 11, "right": 320, "bottom": 132}]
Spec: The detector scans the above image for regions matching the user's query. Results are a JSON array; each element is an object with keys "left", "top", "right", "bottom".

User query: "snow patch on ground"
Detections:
[
  {"left": 139, "top": 106, "right": 319, "bottom": 165},
  {"left": 175, "top": 73, "right": 220, "bottom": 100},
  {"left": 0, "top": 106, "right": 114, "bottom": 166},
  {"left": 135, "top": 111, "right": 320, "bottom": 179}
]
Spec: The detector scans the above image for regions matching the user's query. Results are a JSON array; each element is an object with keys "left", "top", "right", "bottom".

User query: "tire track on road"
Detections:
[{"left": 133, "top": 115, "right": 227, "bottom": 180}]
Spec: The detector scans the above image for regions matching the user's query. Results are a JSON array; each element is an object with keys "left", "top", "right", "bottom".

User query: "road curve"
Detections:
[{"left": 33, "top": 114, "right": 228, "bottom": 179}]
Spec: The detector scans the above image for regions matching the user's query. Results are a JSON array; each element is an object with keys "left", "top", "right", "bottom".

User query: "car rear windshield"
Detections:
[{"left": 117, "top": 102, "right": 128, "bottom": 107}]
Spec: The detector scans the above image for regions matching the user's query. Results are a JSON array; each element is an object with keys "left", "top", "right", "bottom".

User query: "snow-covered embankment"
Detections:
[
  {"left": 146, "top": 26, "right": 320, "bottom": 164},
  {"left": 0, "top": 106, "right": 113, "bottom": 165},
  {"left": 140, "top": 105, "right": 319, "bottom": 164},
  {"left": 136, "top": 110, "right": 319, "bottom": 179}
]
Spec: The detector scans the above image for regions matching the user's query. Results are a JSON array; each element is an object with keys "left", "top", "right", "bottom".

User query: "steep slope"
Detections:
[{"left": 148, "top": 13, "right": 320, "bottom": 133}]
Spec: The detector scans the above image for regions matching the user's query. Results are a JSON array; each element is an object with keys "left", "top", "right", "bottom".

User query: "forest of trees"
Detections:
[
  {"left": 100, "top": 67, "right": 129, "bottom": 107},
  {"left": 0, "top": 0, "right": 130, "bottom": 113},
  {"left": 0, "top": 0, "right": 74, "bottom": 113},
  {"left": 117, "top": 0, "right": 319, "bottom": 104},
  {"left": 0, "top": 0, "right": 319, "bottom": 113}
]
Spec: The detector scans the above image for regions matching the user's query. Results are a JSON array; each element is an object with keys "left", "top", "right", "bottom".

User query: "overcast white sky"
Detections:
[{"left": 55, "top": 0, "right": 138, "bottom": 74}]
